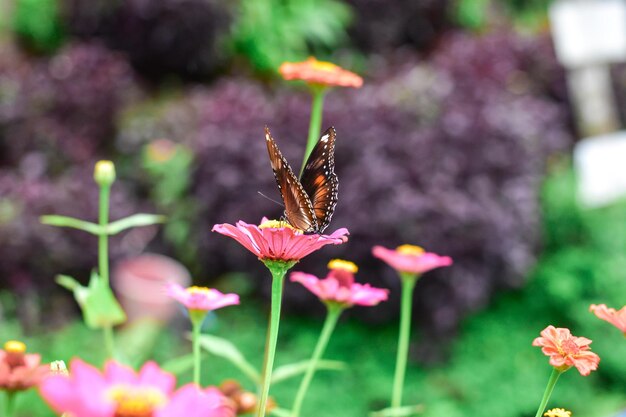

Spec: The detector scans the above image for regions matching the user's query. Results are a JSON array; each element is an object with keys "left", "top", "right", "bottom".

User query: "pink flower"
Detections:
[
  {"left": 167, "top": 283, "right": 240, "bottom": 312},
  {"left": 212, "top": 219, "right": 349, "bottom": 262},
  {"left": 372, "top": 244, "right": 452, "bottom": 275},
  {"left": 532, "top": 325, "right": 600, "bottom": 376},
  {"left": 590, "top": 304, "right": 626, "bottom": 334},
  {"left": 0, "top": 341, "right": 49, "bottom": 391},
  {"left": 40, "top": 359, "right": 234, "bottom": 417},
  {"left": 290, "top": 259, "right": 388, "bottom": 307}
]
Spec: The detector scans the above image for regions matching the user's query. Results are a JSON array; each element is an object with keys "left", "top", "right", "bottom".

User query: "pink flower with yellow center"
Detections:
[
  {"left": 40, "top": 359, "right": 234, "bottom": 417},
  {"left": 290, "top": 259, "right": 388, "bottom": 307},
  {"left": 372, "top": 244, "right": 452, "bottom": 276},
  {"left": 532, "top": 326, "right": 600, "bottom": 376},
  {"left": 279, "top": 57, "right": 363, "bottom": 88},
  {"left": 167, "top": 284, "right": 240, "bottom": 313},
  {"left": 589, "top": 304, "right": 626, "bottom": 334},
  {"left": 212, "top": 219, "right": 348, "bottom": 263},
  {"left": 0, "top": 340, "right": 49, "bottom": 391}
]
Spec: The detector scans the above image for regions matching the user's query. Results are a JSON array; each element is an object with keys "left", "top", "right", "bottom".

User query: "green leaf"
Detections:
[
  {"left": 271, "top": 359, "right": 347, "bottom": 384},
  {"left": 41, "top": 215, "right": 102, "bottom": 235},
  {"left": 161, "top": 353, "right": 197, "bottom": 375},
  {"left": 57, "top": 271, "right": 127, "bottom": 329},
  {"left": 369, "top": 405, "right": 425, "bottom": 417},
  {"left": 198, "top": 334, "right": 260, "bottom": 383},
  {"left": 115, "top": 319, "right": 163, "bottom": 368},
  {"left": 269, "top": 408, "right": 292, "bottom": 417},
  {"left": 107, "top": 214, "right": 166, "bottom": 235}
]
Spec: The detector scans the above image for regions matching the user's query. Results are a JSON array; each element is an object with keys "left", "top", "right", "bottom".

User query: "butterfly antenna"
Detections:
[{"left": 257, "top": 191, "right": 284, "bottom": 207}]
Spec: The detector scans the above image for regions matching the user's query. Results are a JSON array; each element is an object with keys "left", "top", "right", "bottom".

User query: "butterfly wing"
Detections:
[
  {"left": 299, "top": 127, "right": 339, "bottom": 233},
  {"left": 265, "top": 127, "right": 318, "bottom": 232}
]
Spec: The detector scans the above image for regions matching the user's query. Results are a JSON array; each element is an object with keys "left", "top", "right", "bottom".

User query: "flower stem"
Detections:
[
  {"left": 98, "top": 183, "right": 115, "bottom": 358},
  {"left": 5, "top": 391, "right": 15, "bottom": 417},
  {"left": 534, "top": 369, "right": 562, "bottom": 417},
  {"left": 192, "top": 319, "right": 202, "bottom": 385},
  {"left": 257, "top": 261, "right": 293, "bottom": 417},
  {"left": 299, "top": 87, "right": 326, "bottom": 177},
  {"left": 291, "top": 304, "right": 343, "bottom": 417},
  {"left": 391, "top": 273, "right": 418, "bottom": 409}
]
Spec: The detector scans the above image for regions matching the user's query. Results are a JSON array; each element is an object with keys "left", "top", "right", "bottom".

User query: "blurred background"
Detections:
[{"left": 1, "top": 0, "right": 626, "bottom": 416}]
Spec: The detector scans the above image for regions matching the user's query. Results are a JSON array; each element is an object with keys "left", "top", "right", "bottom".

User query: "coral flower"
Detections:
[
  {"left": 167, "top": 283, "right": 240, "bottom": 313},
  {"left": 40, "top": 359, "right": 234, "bottom": 417},
  {"left": 291, "top": 259, "right": 388, "bottom": 307},
  {"left": 212, "top": 219, "right": 349, "bottom": 263},
  {"left": 372, "top": 244, "right": 453, "bottom": 276},
  {"left": 279, "top": 57, "right": 363, "bottom": 88},
  {"left": 589, "top": 304, "right": 626, "bottom": 334},
  {"left": 544, "top": 408, "right": 572, "bottom": 417},
  {"left": 0, "top": 341, "right": 49, "bottom": 391},
  {"left": 532, "top": 326, "right": 600, "bottom": 376}
]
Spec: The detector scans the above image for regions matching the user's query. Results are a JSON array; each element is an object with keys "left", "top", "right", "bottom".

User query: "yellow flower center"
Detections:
[
  {"left": 108, "top": 386, "right": 166, "bottom": 417},
  {"left": 544, "top": 408, "right": 572, "bottom": 417},
  {"left": 4, "top": 340, "right": 26, "bottom": 354},
  {"left": 186, "top": 286, "right": 212, "bottom": 296},
  {"left": 258, "top": 219, "right": 299, "bottom": 231},
  {"left": 308, "top": 57, "right": 339, "bottom": 72},
  {"left": 396, "top": 245, "right": 425, "bottom": 256},
  {"left": 327, "top": 259, "right": 358, "bottom": 273}
]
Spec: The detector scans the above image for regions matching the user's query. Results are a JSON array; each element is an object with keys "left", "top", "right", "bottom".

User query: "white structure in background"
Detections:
[{"left": 550, "top": 0, "right": 626, "bottom": 207}]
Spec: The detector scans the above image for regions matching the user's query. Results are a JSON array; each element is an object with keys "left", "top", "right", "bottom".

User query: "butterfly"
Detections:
[{"left": 265, "top": 126, "right": 338, "bottom": 234}]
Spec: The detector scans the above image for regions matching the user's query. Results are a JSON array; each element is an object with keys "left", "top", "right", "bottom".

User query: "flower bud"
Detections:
[
  {"left": 94, "top": 160, "right": 116, "bottom": 187},
  {"left": 50, "top": 360, "right": 69, "bottom": 376}
]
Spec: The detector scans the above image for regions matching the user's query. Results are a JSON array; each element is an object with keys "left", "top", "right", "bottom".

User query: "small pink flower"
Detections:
[
  {"left": 167, "top": 283, "right": 240, "bottom": 312},
  {"left": 532, "top": 325, "right": 600, "bottom": 376},
  {"left": 212, "top": 219, "right": 348, "bottom": 262},
  {"left": 590, "top": 304, "right": 626, "bottom": 334},
  {"left": 372, "top": 244, "right": 452, "bottom": 275},
  {"left": 291, "top": 259, "right": 388, "bottom": 308},
  {"left": 40, "top": 359, "right": 234, "bottom": 417},
  {"left": 0, "top": 341, "right": 49, "bottom": 391}
]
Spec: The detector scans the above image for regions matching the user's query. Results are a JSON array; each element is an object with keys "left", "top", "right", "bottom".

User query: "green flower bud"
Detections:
[{"left": 94, "top": 161, "right": 116, "bottom": 186}]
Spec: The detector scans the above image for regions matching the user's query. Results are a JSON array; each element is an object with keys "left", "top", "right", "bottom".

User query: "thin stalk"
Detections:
[
  {"left": 391, "top": 274, "right": 418, "bottom": 409},
  {"left": 98, "top": 184, "right": 115, "bottom": 358},
  {"left": 299, "top": 88, "right": 326, "bottom": 177},
  {"left": 5, "top": 391, "right": 15, "bottom": 417},
  {"left": 256, "top": 263, "right": 289, "bottom": 417},
  {"left": 534, "top": 368, "right": 562, "bottom": 417},
  {"left": 192, "top": 320, "right": 202, "bottom": 385},
  {"left": 291, "top": 304, "right": 343, "bottom": 417}
]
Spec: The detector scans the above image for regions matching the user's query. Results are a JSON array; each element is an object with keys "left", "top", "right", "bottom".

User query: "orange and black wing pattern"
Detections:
[{"left": 264, "top": 127, "right": 317, "bottom": 232}]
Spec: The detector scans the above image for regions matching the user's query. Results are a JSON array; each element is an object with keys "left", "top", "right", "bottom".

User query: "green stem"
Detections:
[
  {"left": 98, "top": 184, "right": 115, "bottom": 359},
  {"left": 192, "top": 319, "right": 202, "bottom": 385},
  {"left": 391, "top": 273, "right": 418, "bottom": 409},
  {"left": 5, "top": 391, "right": 15, "bottom": 417},
  {"left": 256, "top": 261, "right": 293, "bottom": 417},
  {"left": 299, "top": 87, "right": 327, "bottom": 177},
  {"left": 291, "top": 304, "right": 343, "bottom": 417},
  {"left": 534, "top": 368, "right": 562, "bottom": 417}
]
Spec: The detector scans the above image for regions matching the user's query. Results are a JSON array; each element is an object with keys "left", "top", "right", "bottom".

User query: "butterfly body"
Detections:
[{"left": 265, "top": 127, "right": 338, "bottom": 233}]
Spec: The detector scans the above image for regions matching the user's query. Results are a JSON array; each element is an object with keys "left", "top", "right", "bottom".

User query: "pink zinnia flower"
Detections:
[
  {"left": 372, "top": 244, "right": 452, "bottom": 276},
  {"left": 291, "top": 259, "right": 388, "bottom": 307},
  {"left": 590, "top": 304, "right": 626, "bottom": 334},
  {"left": 212, "top": 219, "right": 348, "bottom": 263},
  {"left": 40, "top": 359, "right": 234, "bottom": 417},
  {"left": 167, "top": 283, "right": 240, "bottom": 312},
  {"left": 0, "top": 341, "right": 49, "bottom": 391},
  {"left": 532, "top": 325, "right": 600, "bottom": 376},
  {"left": 279, "top": 57, "right": 363, "bottom": 88}
]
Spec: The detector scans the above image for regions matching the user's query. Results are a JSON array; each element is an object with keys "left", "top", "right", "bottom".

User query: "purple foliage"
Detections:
[{"left": 117, "top": 31, "right": 574, "bottom": 358}]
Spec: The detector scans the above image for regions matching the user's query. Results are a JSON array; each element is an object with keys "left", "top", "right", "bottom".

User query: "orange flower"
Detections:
[
  {"left": 589, "top": 304, "right": 626, "bottom": 334},
  {"left": 279, "top": 57, "right": 363, "bottom": 88},
  {"left": 532, "top": 326, "right": 600, "bottom": 376}
]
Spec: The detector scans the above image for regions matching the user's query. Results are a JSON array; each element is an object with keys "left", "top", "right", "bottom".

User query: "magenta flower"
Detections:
[
  {"left": 291, "top": 259, "right": 388, "bottom": 307},
  {"left": 372, "top": 244, "right": 452, "bottom": 275},
  {"left": 167, "top": 283, "right": 240, "bottom": 313},
  {"left": 40, "top": 359, "right": 234, "bottom": 417},
  {"left": 212, "top": 219, "right": 349, "bottom": 262}
]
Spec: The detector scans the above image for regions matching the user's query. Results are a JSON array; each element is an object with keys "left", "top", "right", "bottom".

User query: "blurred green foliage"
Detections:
[
  {"left": 230, "top": 0, "right": 353, "bottom": 72},
  {"left": 12, "top": 0, "right": 65, "bottom": 53},
  {"left": 454, "top": 0, "right": 550, "bottom": 31}
]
